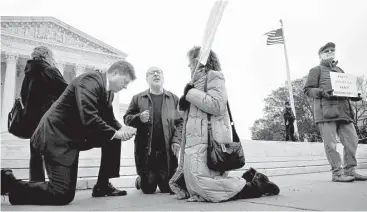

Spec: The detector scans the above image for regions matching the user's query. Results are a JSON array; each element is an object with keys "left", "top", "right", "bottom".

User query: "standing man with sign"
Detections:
[{"left": 304, "top": 42, "right": 367, "bottom": 182}]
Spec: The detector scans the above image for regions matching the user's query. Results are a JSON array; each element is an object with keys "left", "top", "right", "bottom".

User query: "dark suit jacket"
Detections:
[{"left": 31, "top": 72, "right": 122, "bottom": 166}]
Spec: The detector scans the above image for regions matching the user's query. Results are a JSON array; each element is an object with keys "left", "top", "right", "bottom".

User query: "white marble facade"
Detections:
[{"left": 1, "top": 16, "right": 128, "bottom": 132}]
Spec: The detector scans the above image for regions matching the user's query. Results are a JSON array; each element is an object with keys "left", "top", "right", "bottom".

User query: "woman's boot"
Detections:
[
  {"left": 233, "top": 182, "right": 262, "bottom": 199},
  {"left": 252, "top": 172, "right": 280, "bottom": 196},
  {"left": 242, "top": 167, "right": 257, "bottom": 182},
  {"left": 242, "top": 167, "right": 280, "bottom": 196}
]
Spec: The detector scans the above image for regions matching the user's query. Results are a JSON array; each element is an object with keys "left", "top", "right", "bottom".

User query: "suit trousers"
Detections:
[
  {"left": 9, "top": 141, "right": 121, "bottom": 205},
  {"left": 29, "top": 143, "right": 46, "bottom": 181},
  {"left": 97, "top": 139, "right": 122, "bottom": 180},
  {"left": 9, "top": 154, "right": 79, "bottom": 205}
]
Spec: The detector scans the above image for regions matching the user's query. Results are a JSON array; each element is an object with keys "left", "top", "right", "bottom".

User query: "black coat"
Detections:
[
  {"left": 283, "top": 108, "right": 295, "bottom": 126},
  {"left": 31, "top": 72, "right": 122, "bottom": 166},
  {"left": 20, "top": 60, "right": 67, "bottom": 137}
]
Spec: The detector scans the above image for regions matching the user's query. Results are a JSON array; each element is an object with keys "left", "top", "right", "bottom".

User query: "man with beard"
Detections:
[{"left": 124, "top": 67, "right": 183, "bottom": 194}]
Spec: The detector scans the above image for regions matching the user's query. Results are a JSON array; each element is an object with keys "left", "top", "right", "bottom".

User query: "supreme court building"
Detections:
[{"left": 1, "top": 16, "right": 128, "bottom": 132}]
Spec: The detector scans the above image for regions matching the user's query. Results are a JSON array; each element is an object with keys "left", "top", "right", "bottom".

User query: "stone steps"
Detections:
[
  {"left": 2, "top": 156, "right": 346, "bottom": 168},
  {"left": 4, "top": 158, "right": 367, "bottom": 180},
  {"left": 2, "top": 133, "right": 367, "bottom": 190},
  {"left": 75, "top": 162, "right": 367, "bottom": 190}
]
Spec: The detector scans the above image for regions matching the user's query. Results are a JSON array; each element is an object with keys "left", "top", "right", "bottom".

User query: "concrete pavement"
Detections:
[{"left": 2, "top": 170, "right": 367, "bottom": 211}]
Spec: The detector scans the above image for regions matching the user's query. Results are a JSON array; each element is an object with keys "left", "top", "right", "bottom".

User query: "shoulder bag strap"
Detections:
[{"left": 205, "top": 72, "right": 240, "bottom": 143}]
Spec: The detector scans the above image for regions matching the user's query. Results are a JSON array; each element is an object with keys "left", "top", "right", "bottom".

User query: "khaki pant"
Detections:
[{"left": 318, "top": 121, "right": 359, "bottom": 174}]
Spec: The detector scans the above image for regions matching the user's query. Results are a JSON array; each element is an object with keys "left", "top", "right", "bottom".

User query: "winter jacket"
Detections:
[
  {"left": 303, "top": 62, "right": 354, "bottom": 123},
  {"left": 169, "top": 69, "right": 246, "bottom": 202}
]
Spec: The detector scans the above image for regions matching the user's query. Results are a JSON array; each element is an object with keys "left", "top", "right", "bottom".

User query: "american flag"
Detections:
[{"left": 264, "top": 28, "right": 284, "bottom": 45}]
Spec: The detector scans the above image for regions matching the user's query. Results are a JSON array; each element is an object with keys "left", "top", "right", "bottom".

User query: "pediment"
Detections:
[{"left": 1, "top": 16, "right": 127, "bottom": 58}]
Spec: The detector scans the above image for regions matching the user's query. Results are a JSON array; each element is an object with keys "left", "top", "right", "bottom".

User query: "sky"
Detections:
[{"left": 1, "top": 0, "right": 367, "bottom": 139}]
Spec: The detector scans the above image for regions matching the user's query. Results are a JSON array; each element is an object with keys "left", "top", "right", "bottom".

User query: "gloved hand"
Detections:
[
  {"left": 183, "top": 83, "right": 194, "bottom": 98},
  {"left": 179, "top": 95, "right": 190, "bottom": 111},
  {"left": 350, "top": 93, "right": 363, "bottom": 102},
  {"left": 320, "top": 89, "right": 334, "bottom": 99}
]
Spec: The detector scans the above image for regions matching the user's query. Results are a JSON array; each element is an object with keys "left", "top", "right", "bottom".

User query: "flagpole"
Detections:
[{"left": 280, "top": 19, "right": 299, "bottom": 141}]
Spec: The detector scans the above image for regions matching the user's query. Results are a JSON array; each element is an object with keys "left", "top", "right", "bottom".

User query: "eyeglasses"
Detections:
[
  {"left": 147, "top": 70, "right": 162, "bottom": 76},
  {"left": 323, "top": 49, "right": 335, "bottom": 53}
]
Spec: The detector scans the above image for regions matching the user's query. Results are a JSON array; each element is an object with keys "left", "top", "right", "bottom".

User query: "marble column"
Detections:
[
  {"left": 1, "top": 53, "right": 19, "bottom": 132},
  {"left": 74, "top": 64, "right": 86, "bottom": 77},
  {"left": 55, "top": 61, "right": 66, "bottom": 76}
]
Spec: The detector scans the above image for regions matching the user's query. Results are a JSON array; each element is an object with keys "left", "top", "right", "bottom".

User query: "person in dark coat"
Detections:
[
  {"left": 124, "top": 67, "right": 183, "bottom": 194},
  {"left": 21, "top": 46, "right": 68, "bottom": 183},
  {"left": 1, "top": 61, "right": 137, "bottom": 205},
  {"left": 283, "top": 101, "right": 296, "bottom": 141}
]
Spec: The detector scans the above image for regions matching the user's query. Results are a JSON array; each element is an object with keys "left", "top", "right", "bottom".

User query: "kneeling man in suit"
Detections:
[{"left": 2, "top": 61, "right": 137, "bottom": 205}]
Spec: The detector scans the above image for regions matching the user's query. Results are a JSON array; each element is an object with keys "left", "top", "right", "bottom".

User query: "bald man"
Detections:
[{"left": 124, "top": 67, "right": 183, "bottom": 194}]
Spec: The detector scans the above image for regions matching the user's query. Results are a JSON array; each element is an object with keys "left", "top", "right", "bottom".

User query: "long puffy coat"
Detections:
[{"left": 169, "top": 69, "right": 246, "bottom": 202}]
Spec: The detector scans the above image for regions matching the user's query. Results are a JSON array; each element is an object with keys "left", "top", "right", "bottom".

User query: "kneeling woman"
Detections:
[{"left": 169, "top": 46, "right": 280, "bottom": 202}]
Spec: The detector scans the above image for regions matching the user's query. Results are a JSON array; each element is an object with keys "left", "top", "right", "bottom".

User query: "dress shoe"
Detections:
[
  {"left": 92, "top": 182, "right": 127, "bottom": 197},
  {"left": 242, "top": 168, "right": 280, "bottom": 196},
  {"left": 242, "top": 167, "right": 257, "bottom": 182},
  {"left": 252, "top": 172, "right": 280, "bottom": 196},
  {"left": 1, "top": 169, "right": 17, "bottom": 195}
]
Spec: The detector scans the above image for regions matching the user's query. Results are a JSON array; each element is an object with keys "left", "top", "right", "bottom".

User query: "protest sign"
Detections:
[
  {"left": 191, "top": 0, "right": 228, "bottom": 83},
  {"left": 330, "top": 72, "right": 358, "bottom": 97}
]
